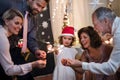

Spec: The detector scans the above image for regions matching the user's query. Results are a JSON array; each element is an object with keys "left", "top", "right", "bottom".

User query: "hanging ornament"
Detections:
[
  {"left": 62, "top": 14, "right": 70, "bottom": 29},
  {"left": 62, "top": 0, "right": 72, "bottom": 29},
  {"left": 108, "top": 0, "right": 114, "bottom": 9}
]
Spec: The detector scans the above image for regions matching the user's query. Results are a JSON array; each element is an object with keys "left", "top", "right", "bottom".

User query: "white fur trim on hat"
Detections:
[{"left": 60, "top": 33, "right": 74, "bottom": 37}]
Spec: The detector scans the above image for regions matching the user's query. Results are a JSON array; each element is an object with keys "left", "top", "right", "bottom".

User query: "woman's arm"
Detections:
[{"left": 0, "top": 33, "right": 46, "bottom": 76}]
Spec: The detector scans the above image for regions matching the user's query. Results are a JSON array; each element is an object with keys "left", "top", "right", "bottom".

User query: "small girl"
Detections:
[{"left": 53, "top": 26, "right": 78, "bottom": 80}]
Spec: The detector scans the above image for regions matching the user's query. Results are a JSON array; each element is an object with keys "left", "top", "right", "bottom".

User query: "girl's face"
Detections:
[
  {"left": 79, "top": 32, "right": 90, "bottom": 49},
  {"left": 62, "top": 36, "right": 73, "bottom": 47},
  {"left": 6, "top": 16, "right": 23, "bottom": 36}
]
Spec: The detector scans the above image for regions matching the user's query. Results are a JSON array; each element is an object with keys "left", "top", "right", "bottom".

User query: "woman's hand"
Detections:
[
  {"left": 61, "top": 58, "right": 82, "bottom": 67},
  {"left": 32, "top": 59, "right": 46, "bottom": 68}
]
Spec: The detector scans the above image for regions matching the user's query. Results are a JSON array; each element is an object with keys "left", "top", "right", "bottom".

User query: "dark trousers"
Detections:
[
  {"left": 0, "top": 65, "right": 13, "bottom": 80},
  {"left": 10, "top": 47, "right": 34, "bottom": 80},
  {"left": 17, "top": 72, "right": 34, "bottom": 80}
]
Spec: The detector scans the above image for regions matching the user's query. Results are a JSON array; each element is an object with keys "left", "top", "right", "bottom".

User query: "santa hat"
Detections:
[{"left": 60, "top": 26, "right": 74, "bottom": 37}]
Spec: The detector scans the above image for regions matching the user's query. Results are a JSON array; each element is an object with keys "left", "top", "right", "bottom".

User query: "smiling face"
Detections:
[
  {"left": 62, "top": 36, "right": 73, "bottom": 47},
  {"left": 5, "top": 16, "right": 23, "bottom": 36},
  {"left": 92, "top": 14, "right": 111, "bottom": 36},
  {"left": 79, "top": 32, "right": 91, "bottom": 49},
  {"left": 28, "top": 0, "right": 47, "bottom": 15},
  {"left": 2, "top": 9, "right": 23, "bottom": 36},
  {"left": 78, "top": 26, "right": 102, "bottom": 49}
]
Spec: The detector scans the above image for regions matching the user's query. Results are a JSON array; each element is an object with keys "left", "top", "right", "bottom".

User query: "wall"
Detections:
[
  {"left": 110, "top": 0, "right": 120, "bottom": 16},
  {"left": 50, "top": 0, "right": 107, "bottom": 46}
]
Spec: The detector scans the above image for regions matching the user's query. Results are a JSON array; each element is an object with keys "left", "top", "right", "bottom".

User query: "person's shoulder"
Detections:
[
  {"left": 103, "top": 43, "right": 113, "bottom": 50},
  {"left": 78, "top": 50, "right": 88, "bottom": 61},
  {"left": 102, "top": 43, "right": 113, "bottom": 57},
  {"left": 0, "top": 25, "right": 5, "bottom": 32}
]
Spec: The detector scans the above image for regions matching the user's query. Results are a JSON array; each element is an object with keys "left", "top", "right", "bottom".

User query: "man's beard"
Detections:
[{"left": 27, "top": 6, "right": 36, "bottom": 15}]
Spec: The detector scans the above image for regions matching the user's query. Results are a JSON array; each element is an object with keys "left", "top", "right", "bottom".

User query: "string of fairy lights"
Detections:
[
  {"left": 51, "top": 0, "right": 72, "bottom": 27},
  {"left": 50, "top": 0, "right": 114, "bottom": 48}
]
